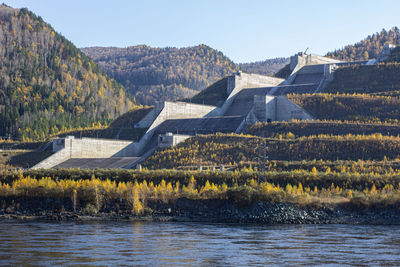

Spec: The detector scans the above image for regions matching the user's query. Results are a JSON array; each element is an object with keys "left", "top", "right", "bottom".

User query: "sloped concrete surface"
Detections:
[
  {"left": 53, "top": 157, "right": 140, "bottom": 169},
  {"left": 155, "top": 116, "right": 244, "bottom": 135},
  {"left": 224, "top": 87, "right": 272, "bottom": 116},
  {"left": 271, "top": 84, "right": 318, "bottom": 96}
]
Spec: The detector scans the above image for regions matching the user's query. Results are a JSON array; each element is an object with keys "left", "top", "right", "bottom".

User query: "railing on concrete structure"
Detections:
[{"left": 176, "top": 165, "right": 237, "bottom": 171}]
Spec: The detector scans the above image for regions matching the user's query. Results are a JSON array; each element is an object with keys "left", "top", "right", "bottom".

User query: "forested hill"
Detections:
[
  {"left": 238, "top": 57, "right": 289, "bottom": 76},
  {"left": 0, "top": 5, "right": 136, "bottom": 141},
  {"left": 326, "top": 27, "right": 400, "bottom": 61},
  {"left": 81, "top": 45, "right": 240, "bottom": 105}
]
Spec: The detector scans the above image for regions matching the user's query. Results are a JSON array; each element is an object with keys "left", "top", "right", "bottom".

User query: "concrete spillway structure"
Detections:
[{"left": 35, "top": 51, "right": 368, "bottom": 170}]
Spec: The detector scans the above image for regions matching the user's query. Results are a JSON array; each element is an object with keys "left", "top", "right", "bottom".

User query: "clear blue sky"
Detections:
[{"left": 3, "top": 0, "right": 400, "bottom": 63}]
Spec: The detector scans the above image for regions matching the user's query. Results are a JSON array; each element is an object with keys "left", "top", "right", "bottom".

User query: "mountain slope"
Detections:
[
  {"left": 324, "top": 41, "right": 400, "bottom": 95},
  {"left": 326, "top": 27, "right": 400, "bottom": 61},
  {"left": 184, "top": 77, "right": 229, "bottom": 106},
  {"left": 0, "top": 5, "right": 136, "bottom": 141},
  {"left": 81, "top": 45, "right": 240, "bottom": 105},
  {"left": 239, "top": 57, "right": 289, "bottom": 76}
]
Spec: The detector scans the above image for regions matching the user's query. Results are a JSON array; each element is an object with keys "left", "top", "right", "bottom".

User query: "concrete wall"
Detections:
[
  {"left": 158, "top": 133, "right": 191, "bottom": 148},
  {"left": 243, "top": 95, "right": 313, "bottom": 131},
  {"left": 66, "top": 138, "right": 133, "bottom": 158},
  {"left": 135, "top": 108, "right": 157, "bottom": 128},
  {"left": 290, "top": 54, "right": 341, "bottom": 73},
  {"left": 32, "top": 137, "right": 135, "bottom": 169},
  {"left": 220, "top": 72, "right": 283, "bottom": 116},
  {"left": 265, "top": 96, "right": 277, "bottom": 121},
  {"left": 146, "top": 101, "right": 216, "bottom": 133},
  {"left": 253, "top": 95, "right": 310, "bottom": 122},
  {"left": 276, "top": 96, "right": 313, "bottom": 121},
  {"left": 31, "top": 149, "right": 70, "bottom": 169},
  {"left": 324, "top": 64, "right": 336, "bottom": 81},
  {"left": 227, "top": 72, "right": 284, "bottom": 95},
  {"left": 254, "top": 95, "right": 276, "bottom": 121},
  {"left": 52, "top": 138, "right": 66, "bottom": 152}
]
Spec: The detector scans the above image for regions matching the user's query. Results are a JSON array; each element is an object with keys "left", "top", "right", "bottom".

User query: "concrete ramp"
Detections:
[
  {"left": 142, "top": 101, "right": 217, "bottom": 133},
  {"left": 269, "top": 63, "right": 326, "bottom": 96},
  {"left": 139, "top": 134, "right": 159, "bottom": 157},
  {"left": 290, "top": 65, "right": 325, "bottom": 86},
  {"left": 271, "top": 84, "right": 319, "bottom": 96},
  {"left": 155, "top": 116, "right": 244, "bottom": 135},
  {"left": 224, "top": 87, "right": 272, "bottom": 116},
  {"left": 292, "top": 73, "right": 324, "bottom": 84},
  {"left": 295, "top": 64, "right": 325, "bottom": 74},
  {"left": 53, "top": 157, "right": 140, "bottom": 169}
]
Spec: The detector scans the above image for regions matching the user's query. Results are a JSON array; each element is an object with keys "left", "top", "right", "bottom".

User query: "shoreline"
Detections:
[{"left": 1, "top": 197, "right": 400, "bottom": 225}]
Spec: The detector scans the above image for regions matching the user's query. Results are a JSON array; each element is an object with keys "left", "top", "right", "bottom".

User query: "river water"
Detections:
[{"left": 0, "top": 221, "right": 399, "bottom": 266}]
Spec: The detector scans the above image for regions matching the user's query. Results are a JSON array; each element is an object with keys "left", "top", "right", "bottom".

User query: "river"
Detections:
[{"left": 0, "top": 221, "right": 399, "bottom": 266}]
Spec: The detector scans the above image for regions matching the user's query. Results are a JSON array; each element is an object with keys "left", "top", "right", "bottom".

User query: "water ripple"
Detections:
[{"left": 0, "top": 222, "right": 400, "bottom": 266}]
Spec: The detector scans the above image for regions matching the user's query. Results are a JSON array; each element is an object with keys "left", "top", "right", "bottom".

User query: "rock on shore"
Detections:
[{"left": 1, "top": 197, "right": 400, "bottom": 224}]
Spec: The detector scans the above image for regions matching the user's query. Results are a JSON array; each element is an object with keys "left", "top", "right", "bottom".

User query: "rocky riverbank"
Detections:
[{"left": 1, "top": 197, "right": 400, "bottom": 224}]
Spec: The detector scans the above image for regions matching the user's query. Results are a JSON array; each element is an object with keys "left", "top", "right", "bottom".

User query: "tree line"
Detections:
[
  {"left": 81, "top": 44, "right": 239, "bottom": 105},
  {"left": 326, "top": 27, "right": 400, "bottom": 61},
  {"left": 0, "top": 5, "right": 137, "bottom": 141}
]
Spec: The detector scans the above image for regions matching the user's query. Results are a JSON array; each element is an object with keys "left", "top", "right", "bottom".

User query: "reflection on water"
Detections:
[{"left": 0, "top": 221, "right": 400, "bottom": 266}]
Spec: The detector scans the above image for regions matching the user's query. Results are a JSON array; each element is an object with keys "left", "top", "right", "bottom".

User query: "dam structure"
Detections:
[{"left": 32, "top": 52, "right": 371, "bottom": 170}]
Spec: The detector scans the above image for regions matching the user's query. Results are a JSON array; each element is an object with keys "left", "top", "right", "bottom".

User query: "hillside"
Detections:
[
  {"left": 0, "top": 5, "right": 136, "bottom": 141},
  {"left": 239, "top": 57, "right": 289, "bottom": 76},
  {"left": 316, "top": 30, "right": 400, "bottom": 95},
  {"left": 326, "top": 27, "right": 400, "bottom": 61},
  {"left": 81, "top": 45, "right": 239, "bottom": 105},
  {"left": 247, "top": 121, "right": 400, "bottom": 138},
  {"left": 288, "top": 93, "right": 400, "bottom": 123},
  {"left": 143, "top": 133, "right": 400, "bottom": 169},
  {"left": 324, "top": 63, "right": 400, "bottom": 95}
]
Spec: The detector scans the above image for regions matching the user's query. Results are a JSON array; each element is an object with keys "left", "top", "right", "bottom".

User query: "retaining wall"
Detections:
[
  {"left": 220, "top": 72, "right": 283, "bottom": 116},
  {"left": 250, "top": 95, "right": 313, "bottom": 123},
  {"left": 32, "top": 138, "right": 134, "bottom": 169},
  {"left": 146, "top": 101, "right": 216, "bottom": 133},
  {"left": 276, "top": 96, "right": 313, "bottom": 121},
  {"left": 290, "top": 54, "right": 341, "bottom": 73}
]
